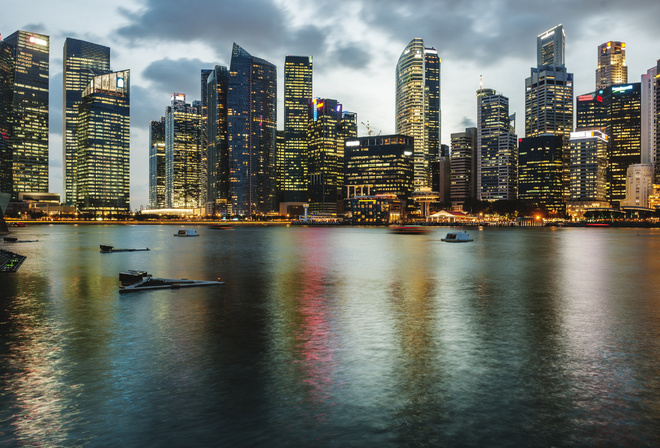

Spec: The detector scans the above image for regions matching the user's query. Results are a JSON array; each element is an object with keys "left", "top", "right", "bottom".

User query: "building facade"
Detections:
[
  {"left": 282, "top": 55, "right": 313, "bottom": 203},
  {"left": 149, "top": 118, "right": 166, "bottom": 209},
  {"left": 395, "top": 38, "right": 441, "bottom": 189},
  {"left": 63, "top": 38, "right": 110, "bottom": 206},
  {"left": 227, "top": 43, "right": 277, "bottom": 216},
  {"left": 518, "top": 135, "right": 565, "bottom": 213},
  {"left": 205, "top": 65, "right": 230, "bottom": 215},
  {"left": 569, "top": 130, "right": 609, "bottom": 202},
  {"left": 1, "top": 31, "right": 49, "bottom": 199},
  {"left": 0, "top": 39, "right": 14, "bottom": 196},
  {"left": 641, "top": 64, "right": 657, "bottom": 169},
  {"left": 450, "top": 128, "right": 477, "bottom": 207},
  {"left": 76, "top": 70, "right": 130, "bottom": 216},
  {"left": 596, "top": 41, "right": 627, "bottom": 90},
  {"left": 165, "top": 94, "right": 202, "bottom": 209},
  {"left": 477, "top": 88, "right": 517, "bottom": 201},
  {"left": 621, "top": 163, "right": 653, "bottom": 208}
]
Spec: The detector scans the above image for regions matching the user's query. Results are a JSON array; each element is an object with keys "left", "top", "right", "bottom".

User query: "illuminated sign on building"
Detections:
[
  {"left": 28, "top": 36, "right": 47, "bottom": 46},
  {"left": 345, "top": 140, "right": 360, "bottom": 147},
  {"left": 117, "top": 78, "right": 125, "bottom": 88},
  {"left": 612, "top": 85, "right": 633, "bottom": 93}
]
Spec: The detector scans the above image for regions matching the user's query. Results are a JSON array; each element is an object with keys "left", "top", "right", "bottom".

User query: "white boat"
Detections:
[
  {"left": 441, "top": 231, "right": 473, "bottom": 242},
  {"left": 174, "top": 229, "right": 199, "bottom": 237}
]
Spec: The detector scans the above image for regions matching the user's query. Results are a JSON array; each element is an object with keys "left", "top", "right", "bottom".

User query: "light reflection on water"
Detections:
[{"left": 1, "top": 225, "right": 660, "bottom": 446}]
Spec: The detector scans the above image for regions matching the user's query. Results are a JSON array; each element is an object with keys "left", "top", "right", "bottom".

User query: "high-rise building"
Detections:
[
  {"left": 641, "top": 64, "right": 657, "bottom": 168},
  {"left": 63, "top": 38, "right": 110, "bottom": 206},
  {"left": 656, "top": 60, "right": 660, "bottom": 183},
  {"left": 149, "top": 117, "right": 166, "bottom": 209},
  {"left": 525, "top": 25, "right": 573, "bottom": 208},
  {"left": 576, "top": 91, "right": 607, "bottom": 131},
  {"left": 569, "top": 130, "right": 609, "bottom": 202},
  {"left": 76, "top": 70, "right": 130, "bottom": 216},
  {"left": 395, "top": 38, "right": 441, "bottom": 190},
  {"left": 606, "top": 83, "right": 642, "bottom": 205},
  {"left": 0, "top": 39, "right": 14, "bottom": 196},
  {"left": 307, "top": 98, "right": 356, "bottom": 213},
  {"left": 200, "top": 68, "right": 213, "bottom": 208},
  {"left": 596, "top": 41, "right": 627, "bottom": 90},
  {"left": 227, "top": 43, "right": 277, "bottom": 216},
  {"left": 518, "top": 135, "right": 565, "bottom": 213},
  {"left": 450, "top": 128, "right": 477, "bottom": 207},
  {"left": 1, "top": 31, "right": 49, "bottom": 199},
  {"left": 344, "top": 135, "right": 415, "bottom": 204},
  {"left": 282, "top": 55, "right": 313, "bottom": 203},
  {"left": 206, "top": 66, "right": 229, "bottom": 215},
  {"left": 165, "top": 93, "right": 202, "bottom": 209},
  {"left": 477, "top": 87, "right": 517, "bottom": 201},
  {"left": 621, "top": 163, "right": 653, "bottom": 208}
]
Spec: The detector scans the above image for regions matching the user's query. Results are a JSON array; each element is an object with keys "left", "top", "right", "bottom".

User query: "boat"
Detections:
[
  {"left": 3, "top": 237, "right": 38, "bottom": 243},
  {"left": 441, "top": 231, "right": 473, "bottom": 242},
  {"left": 118, "top": 270, "right": 224, "bottom": 293},
  {"left": 174, "top": 229, "right": 199, "bottom": 237},
  {"left": 209, "top": 223, "right": 234, "bottom": 230},
  {"left": 12, "top": 222, "right": 26, "bottom": 227},
  {"left": 0, "top": 249, "right": 27, "bottom": 272},
  {"left": 389, "top": 225, "right": 428, "bottom": 235},
  {"left": 100, "top": 245, "right": 150, "bottom": 253}
]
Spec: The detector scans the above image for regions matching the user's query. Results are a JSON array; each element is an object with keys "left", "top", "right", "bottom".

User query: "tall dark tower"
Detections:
[
  {"left": 0, "top": 38, "right": 14, "bottom": 196},
  {"left": 2, "top": 31, "right": 49, "bottom": 199},
  {"left": 228, "top": 43, "right": 277, "bottom": 216},
  {"left": 282, "top": 55, "right": 312, "bottom": 204},
  {"left": 206, "top": 65, "right": 230, "bottom": 215},
  {"left": 149, "top": 117, "right": 166, "bottom": 209},
  {"left": 63, "top": 38, "right": 110, "bottom": 206}
]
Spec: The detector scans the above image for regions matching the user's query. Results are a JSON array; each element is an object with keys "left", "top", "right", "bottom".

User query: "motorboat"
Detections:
[
  {"left": 119, "top": 270, "right": 224, "bottom": 293},
  {"left": 389, "top": 225, "right": 428, "bottom": 235},
  {"left": 174, "top": 229, "right": 199, "bottom": 237},
  {"left": 100, "top": 245, "right": 150, "bottom": 253},
  {"left": 441, "top": 231, "right": 473, "bottom": 242}
]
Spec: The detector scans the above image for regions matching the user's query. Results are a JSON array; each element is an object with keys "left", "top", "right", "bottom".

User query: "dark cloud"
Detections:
[
  {"left": 460, "top": 116, "right": 475, "bottom": 129},
  {"left": 20, "top": 23, "right": 48, "bottom": 34},
  {"left": 330, "top": 43, "right": 372, "bottom": 69},
  {"left": 130, "top": 84, "right": 169, "bottom": 128},
  {"left": 142, "top": 57, "right": 218, "bottom": 100}
]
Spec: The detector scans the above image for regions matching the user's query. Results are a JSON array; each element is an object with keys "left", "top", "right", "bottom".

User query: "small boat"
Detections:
[
  {"left": 174, "top": 229, "right": 199, "bottom": 237},
  {"left": 390, "top": 225, "right": 428, "bottom": 235},
  {"left": 100, "top": 245, "right": 150, "bottom": 253},
  {"left": 3, "top": 237, "right": 38, "bottom": 243},
  {"left": 11, "top": 222, "right": 26, "bottom": 227},
  {"left": 118, "top": 270, "right": 224, "bottom": 293},
  {"left": 209, "top": 224, "right": 234, "bottom": 230},
  {"left": 441, "top": 231, "right": 473, "bottom": 242},
  {"left": 0, "top": 249, "right": 27, "bottom": 272}
]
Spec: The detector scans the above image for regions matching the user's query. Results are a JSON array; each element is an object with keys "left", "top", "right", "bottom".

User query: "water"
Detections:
[{"left": 1, "top": 224, "right": 660, "bottom": 447}]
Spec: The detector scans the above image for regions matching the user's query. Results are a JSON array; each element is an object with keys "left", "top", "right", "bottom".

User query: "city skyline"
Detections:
[{"left": 2, "top": 0, "right": 660, "bottom": 209}]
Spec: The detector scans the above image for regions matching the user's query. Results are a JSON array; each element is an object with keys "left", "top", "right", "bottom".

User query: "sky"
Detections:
[{"left": 2, "top": 0, "right": 660, "bottom": 210}]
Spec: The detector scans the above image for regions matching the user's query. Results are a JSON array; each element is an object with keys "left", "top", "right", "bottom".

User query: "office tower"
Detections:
[
  {"left": 282, "top": 55, "right": 313, "bottom": 203},
  {"left": 344, "top": 134, "right": 415, "bottom": 202},
  {"left": 206, "top": 65, "right": 229, "bottom": 215},
  {"left": 0, "top": 39, "right": 13, "bottom": 195},
  {"left": 477, "top": 87, "right": 517, "bottom": 201},
  {"left": 450, "top": 128, "right": 477, "bottom": 207},
  {"left": 537, "top": 25, "right": 565, "bottom": 67},
  {"left": 621, "top": 163, "right": 653, "bottom": 207},
  {"left": 76, "top": 70, "right": 130, "bottom": 216},
  {"left": 165, "top": 93, "right": 202, "bottom": 209},
  {"left": 275, "top": 129, "right": 285, "bottom": 203},
  {"left": 149, "top": 117, "right": 166, "bottom": 209},
  {"left": 200, "top": 69, "right": 213, "bottom": 208},
  {"left": 656, "top": 60, "right": 660, "bottom": 183},
  {"left": 395, "top": 38, "right": 441, "bottom": 189},
  {"left": 63, "top": 38, "right": 110, "bottom": 206},
  {"left": 606, "top": 83, "right": 642, "bottom": 204},
  {"left": 227, "top": 43, "right": 277, "bottom": 216},
  {"left": 569, "top": 130, "right": 608, "bottom": 202},
  {"left": 518, "top": 135, "right": 564, "bottom": 212},
  {"left": 1, "top": 31, "right": 49, "bottom": 199},
  {"left": 641, "top": 65, "right": 657, "bottom": 167},
  {"left": 576, "top": 92, "right": 607, "bottom": 131},
  {"left": 307, "top": 98, "right": 356, "bottom": 213},
  {"left": 596, "top": 41, "right": 627, "bottom": 90},
  {"left": 432, "top": 145, "right": 451, "bottom": 204}
]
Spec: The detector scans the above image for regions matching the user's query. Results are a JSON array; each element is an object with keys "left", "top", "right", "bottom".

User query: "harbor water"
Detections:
[{"left": 1, "top": 224, "right": 660, "bottom": 447}]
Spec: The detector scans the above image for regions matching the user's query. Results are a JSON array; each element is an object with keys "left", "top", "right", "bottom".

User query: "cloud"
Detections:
[
  {"left": 330, "top": 43, "right": 372, "bottom": 69},
  {"left": 141, "top": 57, "right": 219, "bottom": 99}
]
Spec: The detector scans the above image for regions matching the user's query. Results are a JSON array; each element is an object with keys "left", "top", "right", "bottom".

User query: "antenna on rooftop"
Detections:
[
  {"left": 361, "top": 121, "right": 381, "bottom": 136},
  {"left": 479, "top": 75, "right": 483, "bottom": 90}
]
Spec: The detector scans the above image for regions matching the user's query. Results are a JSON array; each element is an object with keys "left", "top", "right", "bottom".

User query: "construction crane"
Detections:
[{"left": 361, "top": 121, "right": 381, "bottom": 136}]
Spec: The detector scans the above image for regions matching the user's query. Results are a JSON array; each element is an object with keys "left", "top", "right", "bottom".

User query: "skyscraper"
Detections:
[
  {"left": 477, "top": 87, "right": 517, "bottom": 201},
  {"left": 228, "top": 43, "right": 277, "bottom": 216},
  {"left": 200, "top": 68, "right": 213, "bottom": 208},
  {"left": 596, "top": 41, "right": 627, "bottom": 90},
  {"left": 569, "top": 130, "right": 608, "bottom": 202},
  {"left": 641, "top": 64, "right": 657, "bottom": 168},
  {"left": 395, "top": 38, "right": 441, "bottom": 190},
  {"left": 149, "top": 117, "right": 166, "bottom": 209},
  {"left": 1, "top": 31, "right": 49, "bottom": 199},
  {"left": 282, "top": 55, "right": 313, "bottom": 203},
  {"left": 518, "top": 135, "right": 565, "bottom": 212},
  {"left": 165, "top": 94, "right": 202, "bottom": 209},
  {"left": 63, "top": 38, "right": 110, "bottom": 206},
  {"left": 656, "top": 60, "right": 660, "bottom": 183},
  {"left": 450, "top": 128, "right": 477, "bottom": 207},
  {"left": 76, "top": 70, "right": 130, "bottom": 216},
  {"left": 537, "top": 25, "right": 565, "bottom": 67},
  {"left": 0, "top": 39, "right": 14, "bottom": 196},
  {"left": 307, "top": 98, "right": 356, "bottom": 213},
  {"left": 206, "top": 66, "right": 229, "bottom": 215}
]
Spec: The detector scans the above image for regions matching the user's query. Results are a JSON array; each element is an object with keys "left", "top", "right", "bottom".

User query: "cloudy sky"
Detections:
[{"left": 3, "top": 0, "right": 659, "bottom": 209}]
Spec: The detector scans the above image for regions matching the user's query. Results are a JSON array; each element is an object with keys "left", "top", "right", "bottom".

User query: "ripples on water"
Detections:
[{"left": 1, "top": 225, "right": 660, "bottom": 447}]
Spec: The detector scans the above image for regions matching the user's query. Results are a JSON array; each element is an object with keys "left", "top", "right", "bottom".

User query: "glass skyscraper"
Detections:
[
  {"left": 206, "top": 65, "right": 229, "bottom": 215},
  {"left": 149, "top": 117, "right": 166, "bottom": 209},
  {"left": 282, "top": 55, "right": 313, "bottom": 203},
  {"left": 450, "top": 127, "right": 477, "bottom": 207},
  {"left": 165, "top": 94, "right": 202, "bottom": 209},
  {"left": 1, "top": 31, "right": 49, "bottom": 199},
  {"left": 395, "top": 38, "right": 441, "bottom": 190},
  {"left": 0, "top": 39, "right": 14, "bottom": 195},
  {"left": 228, "top": 43, "right": 277, "bottom": 216},
  {"left": 76, "top": 70, "right": 130, "bottom": 216},
  {"left": 63, "top": 38, "right": 110, "bottom": 206}
]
